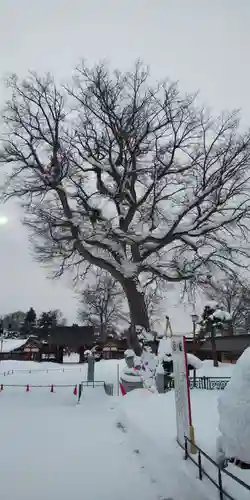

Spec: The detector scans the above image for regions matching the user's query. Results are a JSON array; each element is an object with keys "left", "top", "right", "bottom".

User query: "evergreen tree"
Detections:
[
  {"left": 21, "top": 307, "right": 37, "bottom": 336},
  {"left": 199, "top": 303, "right": 233, "bottom": 367}
]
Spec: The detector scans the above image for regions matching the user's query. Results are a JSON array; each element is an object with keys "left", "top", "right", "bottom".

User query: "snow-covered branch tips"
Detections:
[{"left": 2, "top": 61, "right": 250, "bottom": 339}]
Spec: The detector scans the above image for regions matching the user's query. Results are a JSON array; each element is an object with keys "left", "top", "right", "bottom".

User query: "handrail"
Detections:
[
  {"left": 165, "top": 376, "right": 230, "bottom": 391},
  {"left": 183, "top": 435, "right": 250, "bottom": 500}
]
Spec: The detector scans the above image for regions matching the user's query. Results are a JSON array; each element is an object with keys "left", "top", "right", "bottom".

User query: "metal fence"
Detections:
[
  {"left": 79, "top": 380, "right": 114, "bottom": 396},
  {"left": 165, "top": 376, "right": 230, "bottom": 391},
  {"left": 183, "top": 435, "right": 250, "bottom": 500}
]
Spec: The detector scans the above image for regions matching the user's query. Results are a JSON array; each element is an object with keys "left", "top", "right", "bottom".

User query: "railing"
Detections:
[
  {"left": 0, "top": 366, "right": 85, "bottom": 376},
  {"left": 80, "top": 380, "right": 114, "bottom": 396},
  {"left": 190, "top": 376, "right": 230, "bottom": 390},
  {"left": 165, "top": 376, "right": 230, "bottom": 391},
  {"left": 183, "top": 435, "right": 250, "bottom": 500}
]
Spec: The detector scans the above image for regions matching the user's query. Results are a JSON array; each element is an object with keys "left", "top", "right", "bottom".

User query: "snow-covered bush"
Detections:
[{"left": 199, "top": 303, "right": 233, "bottom": 338}]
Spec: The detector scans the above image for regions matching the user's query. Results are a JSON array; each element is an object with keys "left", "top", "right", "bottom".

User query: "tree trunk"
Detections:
[
  {"left": 210, "top": 323, "right": 219, "bottom": 367},
  {"left": 121, "top": 278, "right": 150, "bottom": 356}
]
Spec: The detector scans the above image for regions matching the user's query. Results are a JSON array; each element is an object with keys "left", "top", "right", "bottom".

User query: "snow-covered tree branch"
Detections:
[{"left": 1, "top": 62, "right": 250, "bottom": 351}]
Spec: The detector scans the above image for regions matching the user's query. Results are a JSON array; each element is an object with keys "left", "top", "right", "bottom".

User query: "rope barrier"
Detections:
[
  {"left": 0, "top": 383, "right": 77, "bottom": 388},
  {"left": 0, "top": 366, "right": 84, "bottom": 376}
]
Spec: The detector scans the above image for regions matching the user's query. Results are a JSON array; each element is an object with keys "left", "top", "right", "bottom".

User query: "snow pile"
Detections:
[
  {"left": 198, "top": 360, "right": 234, "bottom": 378},
  {"left": 187, "top": 353, "right": 202, "bottom": 369},
  {"left": 124, "top": 349, "right": 135, "bottom": 358},
  {"left": 218, "top": 346, "right": 250, "bottom": 463},
  {"left": 84, "top": 349, "right": 93, "bottom": 357},
  {"left": 157, "top": 336, "right": 172, "bottom": 360},
  {"left": 121, "top": 367, "right": 143, "bottom": 383}
]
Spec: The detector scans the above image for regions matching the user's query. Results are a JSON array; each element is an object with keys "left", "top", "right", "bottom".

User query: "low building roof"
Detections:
[
  {"left": 200, "top": 334, "right": 250, "bottom": 353},
  {"left": 0, "top": 338, "right": 29, "bottom": 353},
  {"left": 39, "top": 326, "right": 95, "bottom": 348}
]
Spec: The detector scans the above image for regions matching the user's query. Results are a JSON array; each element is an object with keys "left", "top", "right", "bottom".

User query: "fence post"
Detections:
[
  {"left": 78, "top": 383, "right": 82, "bottom": 403},
  {"left": 193, "top": 369, "right": 196, "bottom": 388},
  {"left": 184, "top": 436, "right": 188, "bottom": 460},
  {"left": 117, "top": 363, "right": 120, "bottom": 396},
  {"left": 217, "top": 467, "right": 223, "bottom": 500},
  {"left": 198, "top": 450, "right": 202, "bottom": 480}
]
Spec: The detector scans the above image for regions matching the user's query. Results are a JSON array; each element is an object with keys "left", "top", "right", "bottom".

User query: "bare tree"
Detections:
[
  {"left": 1, "top": 63, "right": 250, "bottom": 354},
  {"left": 201, "top": 276, "right": 250, "bottom": 332},
  {"left": 78, "top": 269, "right": 125, "bottom": 340}
]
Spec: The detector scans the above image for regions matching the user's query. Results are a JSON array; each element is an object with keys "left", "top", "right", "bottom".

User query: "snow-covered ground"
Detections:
[
  {"left": 0, "top": 356, "right": 245, "bottom": 500},
  {"left": 196, "top": 359, "right": 235, "bottom": 378}
]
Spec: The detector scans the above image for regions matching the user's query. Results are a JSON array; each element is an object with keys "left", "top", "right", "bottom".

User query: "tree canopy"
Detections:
[{"left": 1, "top": 61, "right": 250, "bottom": 344}]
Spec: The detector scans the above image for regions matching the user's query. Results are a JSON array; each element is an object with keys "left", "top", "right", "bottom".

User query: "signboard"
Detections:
[{"left": 171, "top": 335, "right": 192, "bottom": 449}]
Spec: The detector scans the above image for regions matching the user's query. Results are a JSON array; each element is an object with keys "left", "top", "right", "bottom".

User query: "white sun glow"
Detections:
[{"left": 0, "top": 216, "right": 8, "bottom": 226}]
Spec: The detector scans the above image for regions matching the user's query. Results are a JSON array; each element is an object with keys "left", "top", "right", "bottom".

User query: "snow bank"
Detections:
[
  {"left": 218, "top": 346, "right": 250, "bottom": 463},
  {"left": 198, "top": 360, "right": 235, "bottom": 378}
]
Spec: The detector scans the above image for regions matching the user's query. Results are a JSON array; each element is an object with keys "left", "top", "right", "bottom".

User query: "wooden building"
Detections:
[
  {"left": 0, "top": 337, "right": 42, "bottom": 362},
  {"left": 39, "top": 326, "right": 96, "bottom": 363},
  {"left": 186, "top": 334, "right": 250, "bottom": 363},
  {"left": 99, "top": 336, "right": 127, "bottom": 359}
]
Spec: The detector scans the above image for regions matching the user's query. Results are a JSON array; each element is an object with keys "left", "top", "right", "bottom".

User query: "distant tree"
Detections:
[
  {"left": 142, "top": 277, "right": 165, "bottom": 330},
  {"left": 78, "top": 270, "right": 125, "bottom": 341},
  {"left": 199, "top": 303, "right": 233, "bottom": 367},
  {"left": 20, "top": 307, "right": 37, "bottom": 336},
  {"left": 201, "top": 276, "right": 250, "bottom": 332},
  {"left": 25, "top": 307, "right": 36, "bottom": 325},
  {"left": 38, "top": 309, "right": 66, "bottom": 330}
]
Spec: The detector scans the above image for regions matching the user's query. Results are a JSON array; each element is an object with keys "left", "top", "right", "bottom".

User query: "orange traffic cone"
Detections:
[
  {"left": 26, "top": 384, "right": 30, "bottom": 392},
  {"left": 120, "top": 383, "right": 126, "bottom": 396},
  {"left": 73, "top": 385, "right": 77, "bottom": 396},
  {"left": 50, "top": 384, "right": 54, "bottom": 393}
]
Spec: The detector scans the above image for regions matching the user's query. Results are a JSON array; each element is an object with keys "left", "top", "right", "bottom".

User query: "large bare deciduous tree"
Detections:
[
  {"left": 78, "top": 269, "right": 165, "bottom": 341},
  {"left": 1, "top": 62, "right": 250, "bottom": 353}
]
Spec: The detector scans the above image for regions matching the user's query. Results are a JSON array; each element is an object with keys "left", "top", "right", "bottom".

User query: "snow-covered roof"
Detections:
[{"left": 0, "top": 338, "right": 29, "bottom": 353}]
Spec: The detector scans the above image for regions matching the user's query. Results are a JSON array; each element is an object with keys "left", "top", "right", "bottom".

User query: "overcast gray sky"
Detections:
[{"left": 0, "top": 0, "right": 249, "bottom": 331}]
